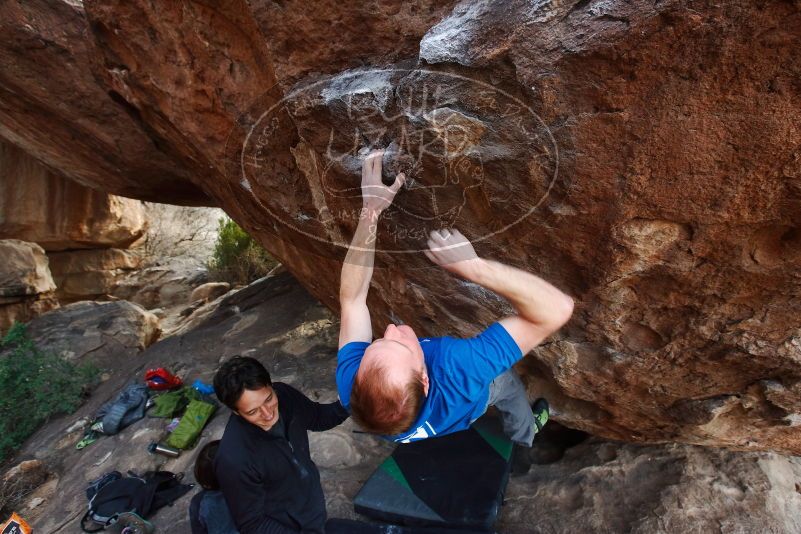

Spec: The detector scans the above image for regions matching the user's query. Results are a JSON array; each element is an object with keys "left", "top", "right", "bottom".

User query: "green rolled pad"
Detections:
[
  {"left": 166, "top": 400, "right": 216, "bottom": 449},
  {"left": 151, "top": 387, "right": 203, "bottom": 418}
]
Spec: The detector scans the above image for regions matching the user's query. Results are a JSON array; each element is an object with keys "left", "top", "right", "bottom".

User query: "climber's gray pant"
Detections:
[{"left": 486, "top": 368, "right": 536, "bottom": 447}]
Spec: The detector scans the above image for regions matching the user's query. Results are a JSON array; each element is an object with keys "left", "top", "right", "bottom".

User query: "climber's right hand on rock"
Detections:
[{"left": 424, "top": 228, "right": 481, "bottom": 277}]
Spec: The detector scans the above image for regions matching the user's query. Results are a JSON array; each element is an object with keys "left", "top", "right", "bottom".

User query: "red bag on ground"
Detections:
[{"left": 144, "top": 368, "right": 183, "bottom": 391}]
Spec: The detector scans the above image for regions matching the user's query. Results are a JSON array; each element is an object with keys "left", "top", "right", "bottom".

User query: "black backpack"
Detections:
[{"left": 80, "top": 470, "right": 193, "bottom": 532}]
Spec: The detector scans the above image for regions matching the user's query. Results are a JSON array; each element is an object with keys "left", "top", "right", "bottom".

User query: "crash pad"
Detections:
[{"left": 353, "top": 415, "right": 513, "bottom": 532}]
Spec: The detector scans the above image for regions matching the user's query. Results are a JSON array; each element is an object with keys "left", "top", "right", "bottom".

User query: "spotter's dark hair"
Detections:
[{"left": 213, "top": 356, "right": 272, "bottom": 410}]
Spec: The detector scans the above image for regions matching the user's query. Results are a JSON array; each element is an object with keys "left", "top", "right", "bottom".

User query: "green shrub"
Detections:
[
  {"left": 0, "top": 323, "right": 98, "bottom": 464},
  {"left": 208, "top": 217, "right": 278, "bottom": 285}
]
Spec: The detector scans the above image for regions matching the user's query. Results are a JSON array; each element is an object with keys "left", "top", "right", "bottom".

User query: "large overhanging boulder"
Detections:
[
  {"left": 0, "top": 0, "right": 211, "bottom": 205},
  {"left": 1, "top": 0, "right": 800, "bottom": 453}
]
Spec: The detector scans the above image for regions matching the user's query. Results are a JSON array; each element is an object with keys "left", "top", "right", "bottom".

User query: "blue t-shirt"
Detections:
[{"left": 336, "top": 322, "right": 522, "bottom": 443}]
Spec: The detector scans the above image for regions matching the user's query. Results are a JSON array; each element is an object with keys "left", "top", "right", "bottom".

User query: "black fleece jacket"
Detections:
[{"left": 214, "top": 382, "right": 349, "bottom": 534}]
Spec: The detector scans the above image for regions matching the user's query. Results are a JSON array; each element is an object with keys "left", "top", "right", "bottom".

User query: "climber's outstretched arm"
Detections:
[{"left": 338, "top": 150, "right": 405, "bottom": 349}]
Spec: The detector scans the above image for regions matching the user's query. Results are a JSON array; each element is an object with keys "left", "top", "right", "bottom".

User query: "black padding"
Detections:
[{"left": 353, "top": 416, "right": 512, "bottom": 532}]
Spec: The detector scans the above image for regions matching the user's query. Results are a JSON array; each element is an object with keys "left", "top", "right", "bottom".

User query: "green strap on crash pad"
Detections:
[
  {"left": 381, "top": 456, "right": 412, "bottom": 491},
  {"left": 474, "top": 424, "right": 513, "bottom": 461}
]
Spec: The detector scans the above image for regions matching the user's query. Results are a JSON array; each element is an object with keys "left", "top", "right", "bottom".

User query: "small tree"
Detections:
[
  {"left": 208, "top": 218, "right": 278, "bottom": 285},
  {"left": 0, "top": 323, "right": 98, "bottom": 464},
  {"left": 140, "top": 202, "right": 225, "bottom": 264}
]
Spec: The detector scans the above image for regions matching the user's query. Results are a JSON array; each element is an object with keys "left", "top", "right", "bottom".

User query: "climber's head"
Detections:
[{"left": 349, "top": 323, "right": 429, "bottom": 435}]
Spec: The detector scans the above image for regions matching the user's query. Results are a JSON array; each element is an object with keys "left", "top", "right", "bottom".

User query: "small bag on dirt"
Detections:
[
  {"left": 145, "top": 368, "right": 183, "bottom": 391},
  {"left": 166, "top": 399, "right": 216, "bottom": 449},
  {"left": 86, "top": 471, "right": 122, "bottom": 500},
  {"left": 80, "top": 470, "right": 193, "bottom": 532}
]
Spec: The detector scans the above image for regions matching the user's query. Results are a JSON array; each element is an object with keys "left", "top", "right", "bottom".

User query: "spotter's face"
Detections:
[{"left": 235, "top": 386, "right": 279, "bottom": 431}]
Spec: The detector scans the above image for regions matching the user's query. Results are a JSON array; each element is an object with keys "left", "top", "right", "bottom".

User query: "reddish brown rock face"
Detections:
[
  {"left": 2, "top": 0, "right": 801, "bottom": 452},
  {"left": 0, "top": 0, "right": 209, "bottom": 204},
  {"left": 247, "top": 0, "right": 460, "bottom": 87}
]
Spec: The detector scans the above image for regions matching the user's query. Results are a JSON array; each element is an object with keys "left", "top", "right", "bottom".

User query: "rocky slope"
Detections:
[{"left": 0, "top": 0, "right": 800, "bottom": 452}]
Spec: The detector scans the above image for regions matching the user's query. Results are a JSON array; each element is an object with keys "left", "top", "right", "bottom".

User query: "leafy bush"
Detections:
[
  {"left": 0, "top": 323, "right": 98, "bottom": 464},
  {"left": 208, "top": 217, "right": 278, "bottom": 285}
]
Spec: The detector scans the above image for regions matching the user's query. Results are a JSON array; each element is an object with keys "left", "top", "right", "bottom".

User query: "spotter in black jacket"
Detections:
[{"left": 215, "top": 382, "right": 349, "bottom": 534}]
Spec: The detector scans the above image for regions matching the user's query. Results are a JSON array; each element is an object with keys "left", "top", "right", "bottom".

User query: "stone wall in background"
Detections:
[
  {"left": 47, "top": 248, "right": 142, "bottom": 303},
  {"left": 0, "top": 141, "right": 146, "bottom": 251},
  {"left": 0, "top": 140, "right": 149, "bottom": 308},
  {"left": 0, "top": 140, "right": 224, "bottom": 313},
  {"left": 0, "top": 239, "right": 58, "bottom": 332}
]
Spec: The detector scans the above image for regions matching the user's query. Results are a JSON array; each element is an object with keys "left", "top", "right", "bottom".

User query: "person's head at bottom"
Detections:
[
  {"left": 350, "top": 323, "right": 430, "bottom": 435},
  {"left": 194, "top": 440, "right": 221, "bottom": 491},
  {"left": 214, "top": 356, "right": 279, "bottom": 431}
]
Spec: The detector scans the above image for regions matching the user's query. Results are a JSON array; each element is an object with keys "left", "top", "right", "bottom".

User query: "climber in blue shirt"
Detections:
[{"left": 336, "top": 149, "right": 574, "bottom": 473}]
